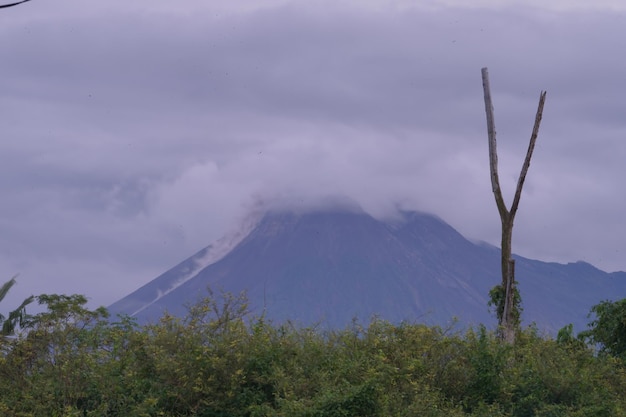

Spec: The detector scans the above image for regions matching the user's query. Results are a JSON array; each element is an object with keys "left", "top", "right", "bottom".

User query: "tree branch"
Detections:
[
  {"left": 481, "top": 67, "right": 509, "bottom": 219},
  {"left": 0, "top": 0, "right": 31, "bottom": 8},
  {"left": 510, "top": 90, "right": 547, "bottom": 218}
]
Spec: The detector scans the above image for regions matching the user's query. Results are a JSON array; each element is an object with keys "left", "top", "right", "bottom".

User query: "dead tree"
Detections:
[{"left": 481, "top": 67, "right": 547, "bottom": 344}]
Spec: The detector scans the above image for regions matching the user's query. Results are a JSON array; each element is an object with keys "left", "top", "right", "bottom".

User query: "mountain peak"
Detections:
[{"left": 110, "top": 206, "right": 626, "bottom": 333}]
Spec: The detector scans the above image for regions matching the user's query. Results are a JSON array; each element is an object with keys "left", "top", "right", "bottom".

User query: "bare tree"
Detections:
[{"left": 481, "top": 67, "right": 547, "bottom": 344}]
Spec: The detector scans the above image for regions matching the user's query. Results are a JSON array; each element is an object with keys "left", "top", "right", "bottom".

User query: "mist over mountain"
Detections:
[{"left": 109, "top": 206, "right": 626, "bottom": 333}]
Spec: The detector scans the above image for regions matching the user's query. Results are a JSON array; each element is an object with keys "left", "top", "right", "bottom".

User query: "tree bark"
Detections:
[{"left": 481, "top": 67, "right": 546, "bottom": 344}]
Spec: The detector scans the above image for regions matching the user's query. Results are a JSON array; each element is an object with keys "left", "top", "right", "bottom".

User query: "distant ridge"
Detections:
[{"left": 109, "top": 208, "right": 626, "bottom": 333}]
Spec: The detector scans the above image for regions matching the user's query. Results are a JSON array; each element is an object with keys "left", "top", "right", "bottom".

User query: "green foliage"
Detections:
[
  {"left": 0, "top": 276, "right": 35, "bottom": 336},
  {"left": 463, "top": 326, "right": 509, "bottom": 410},
  {"left": 0, "top": 289, "right": 625, "bottom": 416},
  {"left": 488, "top": 283, "right": 523, "bottom": 330},
  {"left": 579, "top": 298, "right": 626, "bottom": 361}
]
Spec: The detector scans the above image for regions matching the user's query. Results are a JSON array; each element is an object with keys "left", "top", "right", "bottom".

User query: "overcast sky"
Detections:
[{"left": 2, "top": 0, "right": 626, "bottom": 308}]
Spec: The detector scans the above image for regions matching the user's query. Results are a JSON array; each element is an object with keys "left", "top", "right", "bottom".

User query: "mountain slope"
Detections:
[{"left": 109, "top": 208, "right": 626, "bottom": 332}]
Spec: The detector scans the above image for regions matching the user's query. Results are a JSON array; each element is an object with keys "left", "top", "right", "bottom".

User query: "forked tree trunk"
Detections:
[
  {"left": 500, "top": 218, "right": 515, "bottom": 344},
  {"left": 481, "top": 67, "right": 547, "bottom": 344}
]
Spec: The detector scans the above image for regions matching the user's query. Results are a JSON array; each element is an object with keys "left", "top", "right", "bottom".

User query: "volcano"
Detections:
[{"left": 109, "top": 207, "right": 626, "bottom": 332}]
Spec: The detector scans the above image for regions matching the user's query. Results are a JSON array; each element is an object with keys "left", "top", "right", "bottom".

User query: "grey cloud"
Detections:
[{"left": 2, "top": 1, "right": 626, "bottom": 308}]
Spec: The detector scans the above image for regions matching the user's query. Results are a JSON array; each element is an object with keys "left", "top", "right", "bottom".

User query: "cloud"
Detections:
[{"left": 2, "top": 1, "right": 626, "bottom": 309}]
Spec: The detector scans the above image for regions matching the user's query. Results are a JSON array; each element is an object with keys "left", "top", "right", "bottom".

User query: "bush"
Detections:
[{"left": 0, "top": 291, "right": 625, "bottom": 416}]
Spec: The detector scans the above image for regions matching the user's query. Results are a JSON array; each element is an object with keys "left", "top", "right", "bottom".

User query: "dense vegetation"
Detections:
[{"left": 1, "top": 290, "right": 626, "bottom": 416}]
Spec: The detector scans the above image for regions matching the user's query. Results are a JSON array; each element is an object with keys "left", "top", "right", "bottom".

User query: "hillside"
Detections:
[{"left": 109, "top": 207, "right": 626, "bottom": 332}]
